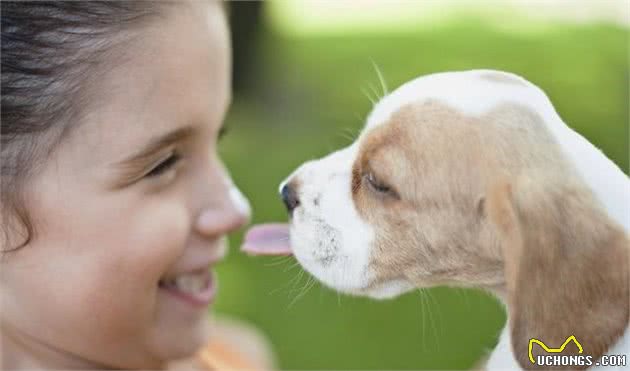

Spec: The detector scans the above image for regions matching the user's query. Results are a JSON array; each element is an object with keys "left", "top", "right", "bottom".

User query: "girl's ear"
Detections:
[{"left": 486, "top": 174, "right": 629, "bottom": 370}]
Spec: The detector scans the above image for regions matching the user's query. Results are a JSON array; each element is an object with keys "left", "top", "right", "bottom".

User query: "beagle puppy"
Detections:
[{"left": 242, "top": 70, "right": 629, "bottom": 370}]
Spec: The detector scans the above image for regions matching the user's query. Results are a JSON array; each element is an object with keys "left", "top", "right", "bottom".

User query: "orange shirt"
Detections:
[
  {"left": 169, "top": 318, "right": 272, "bottom": 370},
  {"left": 195, "top": 339, "right": 262, "bottom": 370}
]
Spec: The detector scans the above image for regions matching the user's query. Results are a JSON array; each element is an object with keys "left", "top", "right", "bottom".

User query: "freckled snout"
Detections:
[{"left": 280, "top": 181, "right": 300, "bottom": 214}]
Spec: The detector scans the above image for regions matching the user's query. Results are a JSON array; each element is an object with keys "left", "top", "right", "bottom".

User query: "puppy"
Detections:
[{"left": 242, "top": 70, "right": 629, "bottom": 370}]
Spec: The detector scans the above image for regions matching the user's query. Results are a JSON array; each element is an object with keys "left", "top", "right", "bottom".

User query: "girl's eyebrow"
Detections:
[{"left": 116, "top": 125, "right": 196, "bottom": 166}]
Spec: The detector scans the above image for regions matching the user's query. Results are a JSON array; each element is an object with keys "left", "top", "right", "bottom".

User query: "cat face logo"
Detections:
[{"left": 528, "top": 335, "right": 583, "bottom": 364}]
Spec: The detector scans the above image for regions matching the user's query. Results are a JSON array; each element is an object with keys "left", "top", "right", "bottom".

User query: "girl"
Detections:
[{"left": 1, "top": 1, "right": 272, "bottom": 369}]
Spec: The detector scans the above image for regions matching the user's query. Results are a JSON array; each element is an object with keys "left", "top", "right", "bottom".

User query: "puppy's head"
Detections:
[{"left": 281, "top": 70, "right": 556, "bottom": 298}]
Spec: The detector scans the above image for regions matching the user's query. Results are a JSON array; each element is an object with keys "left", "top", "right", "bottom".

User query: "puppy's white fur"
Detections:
[{"left": 281, "top": 144, "right": 378, "bottom": 293}]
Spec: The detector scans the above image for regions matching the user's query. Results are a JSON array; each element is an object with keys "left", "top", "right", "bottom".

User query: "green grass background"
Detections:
[{"left": 214, "top": 15, "right": 628, "bottom": 370}]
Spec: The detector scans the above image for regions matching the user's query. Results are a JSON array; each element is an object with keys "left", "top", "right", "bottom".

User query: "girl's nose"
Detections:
[{"left": 195, "top": 186, "right": 251, "bottom": 237}]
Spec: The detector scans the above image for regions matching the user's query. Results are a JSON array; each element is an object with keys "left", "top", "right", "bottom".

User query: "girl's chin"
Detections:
[
  {"left": 152, "top": 321, "right": 211, "bottom": 364},
  {"left": 151, "top": 305, "right": 213, "bottom": 363}
]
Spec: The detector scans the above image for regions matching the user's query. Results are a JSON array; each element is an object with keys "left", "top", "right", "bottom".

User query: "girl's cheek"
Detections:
[
  {"left": 75, "top": 199, "right": 190, "bottom": 343},
  {"left": 117, "top": 198, "right": 190, "bottom": 290}
]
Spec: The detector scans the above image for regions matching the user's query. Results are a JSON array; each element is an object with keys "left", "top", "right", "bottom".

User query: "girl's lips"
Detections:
[{"left": 159, "top": 270, "right": 216, "bottom": 308}]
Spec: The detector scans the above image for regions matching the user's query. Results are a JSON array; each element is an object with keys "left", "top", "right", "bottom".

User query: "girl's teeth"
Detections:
[
  {"left": 166, "top": 273, "right": 207, "bottom": 294},
  {"left": 159, "top": 272, "right": 209, "bottom": 294}
]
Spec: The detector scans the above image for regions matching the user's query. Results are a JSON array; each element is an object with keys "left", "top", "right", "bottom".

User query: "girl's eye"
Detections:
[{"left": 145, "top": 152, "right": 181, "bottom": 178}]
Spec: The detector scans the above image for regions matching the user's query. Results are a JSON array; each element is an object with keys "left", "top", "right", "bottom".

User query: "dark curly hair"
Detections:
[{"left": 1, "top": 1, "right": 174, "bottom": 253}]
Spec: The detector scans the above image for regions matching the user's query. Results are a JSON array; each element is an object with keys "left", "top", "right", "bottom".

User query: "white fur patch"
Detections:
[{"left": 281, "top": 144, "right": 376, "bottom": 293}]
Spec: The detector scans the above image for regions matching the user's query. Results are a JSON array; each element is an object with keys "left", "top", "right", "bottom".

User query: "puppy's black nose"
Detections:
[{"left": 280, "top": 183, "right": 300, "bottom": 214}]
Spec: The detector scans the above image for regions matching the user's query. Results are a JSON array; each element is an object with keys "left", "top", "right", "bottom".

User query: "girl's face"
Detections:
[{"left": 0, "top": 1, "right": 249, "bottom": 368}]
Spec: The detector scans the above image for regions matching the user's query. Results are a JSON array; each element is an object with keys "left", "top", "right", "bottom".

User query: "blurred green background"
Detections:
[{"left": 214, "top": 1, "right": 629, "bottom": 369}]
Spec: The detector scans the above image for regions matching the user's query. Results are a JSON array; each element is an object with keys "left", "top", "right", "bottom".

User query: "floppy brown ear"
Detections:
[{"left": 486, "top": 174, "right": 629, "bottom": 370}]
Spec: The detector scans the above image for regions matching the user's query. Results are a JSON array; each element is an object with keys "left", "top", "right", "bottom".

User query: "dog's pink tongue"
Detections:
[{"left": 241, "top": 223, "right": 292, "bottom": 256}]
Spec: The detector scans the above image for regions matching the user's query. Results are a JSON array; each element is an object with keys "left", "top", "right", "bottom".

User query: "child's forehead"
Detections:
[{"left": 55, "top": 3, "right": 231, "bottom": 166}]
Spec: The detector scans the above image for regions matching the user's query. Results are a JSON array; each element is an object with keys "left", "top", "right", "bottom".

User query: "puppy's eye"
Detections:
[{"left": 364, "top": 172, "right": 393, "bottom": 195}]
